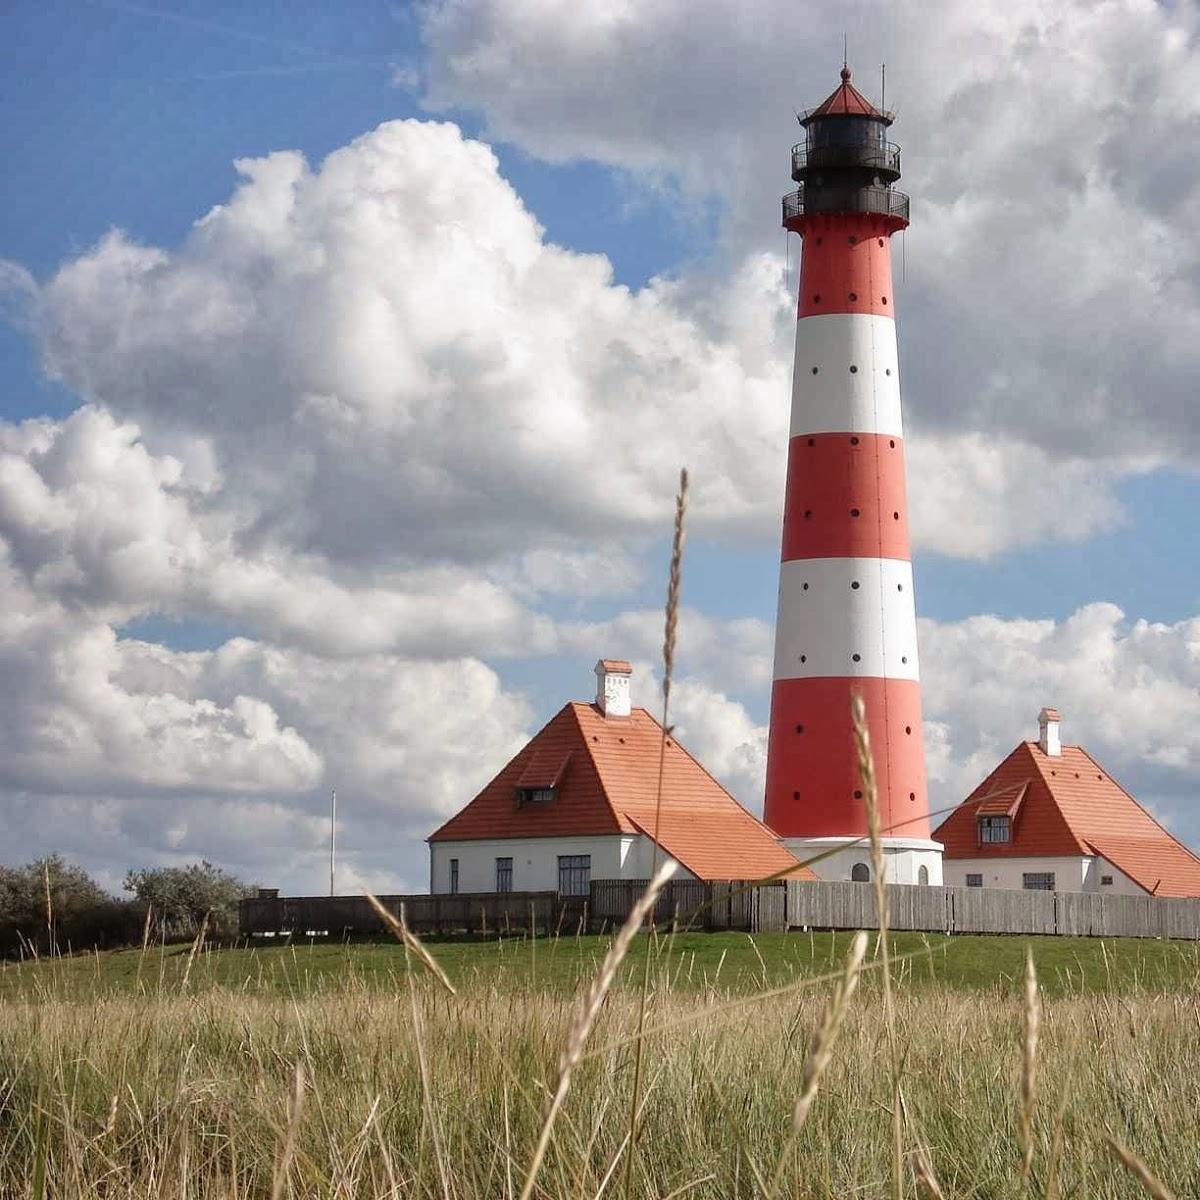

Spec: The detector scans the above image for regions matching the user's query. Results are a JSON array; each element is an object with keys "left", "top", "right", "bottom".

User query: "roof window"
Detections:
[
  {"left": 978, "top": 815, "right": 1010, "bottom": 844},
  {"left": 517, "top": 786, "right": 557, "bottom": 807}
]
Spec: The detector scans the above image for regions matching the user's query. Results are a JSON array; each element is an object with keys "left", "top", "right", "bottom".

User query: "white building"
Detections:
[
  {"left": 428, "top": 660, "right": 810, "bottom": 895},
  {"left": 934, "top": 707, "right": 1200, "bottom": 896}
]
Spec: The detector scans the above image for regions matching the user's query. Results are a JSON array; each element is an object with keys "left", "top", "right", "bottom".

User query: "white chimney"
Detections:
[
  {"left": 1038, "top": 707, "right": 1061, "bottom": 757},
  {"left": 595, "top": 659, "right": 633, "bottom": 718}
]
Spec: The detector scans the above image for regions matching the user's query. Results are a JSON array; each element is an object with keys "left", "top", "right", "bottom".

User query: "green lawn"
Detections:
[{"left": 4, "top": 928, "right": 1199, "bottom": 1000}]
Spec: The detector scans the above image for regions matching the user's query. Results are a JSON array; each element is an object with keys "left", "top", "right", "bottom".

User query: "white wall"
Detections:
[
  {"left": 781, "top": 837, "right": 944, "bottom": 886},
  {"left": 942, "top": 855, "right": 1147, "bottom": 895},
  {"left": 428, "top": 834, "right": 693, "bottom": 894}
]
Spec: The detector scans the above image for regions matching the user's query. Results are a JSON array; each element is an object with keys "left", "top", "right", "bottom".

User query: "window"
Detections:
[
  {"left": 558, "top": 854, "right": 591, "bottom": 896},
  {"left": 851, "top": 862, "right": 870, "bottom": 883},
  {"left": 918, "top": 865, "right": 929, "bottom": 886},
  {"left": 1101, "top": 874, "right": 1114, "bottom": 886},
  {"left": 449, "top": 858, "right": 459, "bottom": 895},
  {"left": 517, "top": 787, "right": 556, "bottom": 807},
  {"left": 978, "top": 816, "right": 1011, "bottom": 844},
  {"left": 1022, "top": 872, "right": 1055, "bottom": 892},
  {"left": 495, "top": 857, "right": 513, "bottom": 893},
  {"left": 965, "top": 873, "right": 983, "bottom": 888}
]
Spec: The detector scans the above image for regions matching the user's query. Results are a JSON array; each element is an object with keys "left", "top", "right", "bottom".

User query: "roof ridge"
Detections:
[
  {"left": 426, "top": 701, "right": 573, "bottom": 842},
  {"left": 623, "top": 704, "right": 780, "bottom": 836},
  {"left": 1020, "top": 741, "right": 1089, "bottom": 854},
  {"left": 625, "top": 814, "right": 706, "bottom": 879},
  {"left": 567, "top": 701, "right": 629, "bottom": 831},
  {"left": 1073, "top": 746, "right": 1200, "bottom": 871}
]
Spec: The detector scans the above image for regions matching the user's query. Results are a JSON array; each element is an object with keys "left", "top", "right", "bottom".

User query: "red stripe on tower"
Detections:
[{"left": 764, "top": 66, "right": 943, "bottom": 885}]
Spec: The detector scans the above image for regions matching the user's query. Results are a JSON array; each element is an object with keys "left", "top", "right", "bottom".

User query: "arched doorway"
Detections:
[
  {"left": 918, "top": 865, "right": 929, "bottom": 886},
  {"left": 851, "top": 862, "right": 870, "bottom": 883}
]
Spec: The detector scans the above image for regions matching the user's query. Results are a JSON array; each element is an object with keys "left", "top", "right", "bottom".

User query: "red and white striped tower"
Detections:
[{"left": 764, "top": 66, "right": 943, "bottom": 885}]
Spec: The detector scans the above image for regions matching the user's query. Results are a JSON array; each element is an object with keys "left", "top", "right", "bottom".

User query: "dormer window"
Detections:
[
  {"left": 979, "top": 815, "right": 1010, "bottom": 844},
  {"left": 513, "top": 749, "right": 571, "bottom": 808},
  {"left": 516, "top": 786, "right": 556, "bottom": 807}
]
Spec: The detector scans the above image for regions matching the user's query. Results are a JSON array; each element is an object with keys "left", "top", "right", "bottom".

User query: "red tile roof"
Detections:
[
  {"left": 973, "top": 782, "right": 1028, "bottom": 819},
  {"left": 596, "top": 659, "right": 632, "bottom": 673},
  {"left": 805, "top": 67, "right": 887, "bottom": 121},
  {"left": 933, "top": 742, "right": 1200, "bottom": 897},
  {"left": 429, "top": 702, "right": 811, "bottom": 882}
]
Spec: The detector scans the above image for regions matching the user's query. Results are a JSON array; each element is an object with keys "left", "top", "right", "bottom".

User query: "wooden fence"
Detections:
[
  {"left": 241, "top": 881, "right": 1200, "bottom": 941},
  {"left": 239, "top": 890, "right": 587, "bottom": 938},
  {"left": 588, "top": 879, "right": 1200, "bottom": 939}
]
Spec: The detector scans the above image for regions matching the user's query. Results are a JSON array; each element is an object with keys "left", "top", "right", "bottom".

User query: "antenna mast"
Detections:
[{"left": 329, "top": 787, "right": 337, "bottom": 896}]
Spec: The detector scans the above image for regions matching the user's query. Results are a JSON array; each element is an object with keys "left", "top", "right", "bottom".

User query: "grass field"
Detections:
[
  {"left": 3, "top": 927, "right": 1200, "bottom": 1197},
  {"left": 5, "top": 928, "right": 1200, "bottom": 1001}
]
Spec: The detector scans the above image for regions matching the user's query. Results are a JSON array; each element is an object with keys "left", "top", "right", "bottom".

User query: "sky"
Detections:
[{"left": 3, "top": 0, "right": 1200, "bottom": 896}]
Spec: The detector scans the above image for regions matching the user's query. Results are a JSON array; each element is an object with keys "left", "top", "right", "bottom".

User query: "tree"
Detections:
[
  {"left": 0, "top": 856, "right": 143, "bottom": 957},
  {"left": 124, "top": 860, "right": 253, "bottom": 938}
]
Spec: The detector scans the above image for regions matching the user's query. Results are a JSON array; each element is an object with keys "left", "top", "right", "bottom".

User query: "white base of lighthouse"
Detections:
[{"left": 781, "top": 836, "right": 944, "bottom": 886}]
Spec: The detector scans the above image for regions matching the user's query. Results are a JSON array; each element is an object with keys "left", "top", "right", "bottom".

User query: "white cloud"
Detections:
[
  {"left": 4, "top": 4, "right": 1200, "bottom": 888},
  {"left": 420, "top": 0, "right": 1200, "bottom": 528}
]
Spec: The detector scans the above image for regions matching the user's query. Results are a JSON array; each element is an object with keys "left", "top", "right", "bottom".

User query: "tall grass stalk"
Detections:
[
  {"left": 1018, "top": 948, "right": 1040, "bottom": 1177},
  {"left": 851, "top": 693, "right": 903, "bottom": 1200},
  {"left": 1105, "top": 1137, "right": 1178, "bottom": 1200},
  {"left": 764, "top": 929, "right": 867, "bottom": 1198},
  {"left": 520, "top": 859, "right": 677, "bottom": 1200},
  {"left": 625, "top": 466, "right": 688, "bottom": 1197}
]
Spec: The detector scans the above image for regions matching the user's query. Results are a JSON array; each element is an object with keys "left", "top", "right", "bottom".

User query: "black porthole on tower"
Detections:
[
  {"left": 850, "top": 435, "right": 859, "bottom": 445},
  {"left": 848, "top": 291, "right": 858, "bottom": 302},
  {"left": 881, "top": 296, "right": 888, "bottom": 305},
  {"left": 795, "top": 724, "right": 804, "bottom": 734},
  {"left": 893, "top": 511, "right": 900, "bottom": 520},
  {"left": 901, "top": 655, "right": 908, "bottom": 664},
  {"left": 793, "top": 790, "right": 801, "bottom": 800},
  {"left": 813, "top": 293, "right": 821, "bottom": 303},
  {"left": 848, "top": 235, "right": 858, "bottom": 245},
  {"left": 885, "top": 368, "right": 892, "bottom": 376},
  {"left": 909, "top": 792, "right": 916, "bottom": 801},
  {"left": 802, "top": 582, "right": 809, "bottom": 590},
  {"left": 811, "top": 366, "right": 819, "bottom": 374},
  {"left": 878, "top": 238, "right": 884, "bottom": 248},
  {"left": 853, "top": 789, "right": 863, "bottom": 799},
  {"left": 800, "top": 654, "right": 807, "bottom": 663},
  {"left": 815, "top": 236, "right": 823, "bottom": 245},
  {"left": 804, "top": 509, "right": 812, "bottom": 518},
  {"left": 905, "top": 725, "right": 912, "bottom": 734},
  {"left": 889, "top": 439, "right": 896, "bottom": 448},
  {"left": 808, "top": 437, "right": 815, "bottom": 446},
  {"left": 897, "top": 583, "right": 903, "bottom": 592},
  {"left": 852, "top": 653, "right": 861, "bottom": 662},
  {"left": 851, "top": 581, "right": 860, "bottom": 590},
  {"left": 850, "top": 508, "right": 860, "bottom": 517},
  {"left": 849, "top": 364, "right": 858, "bottom": 373}
]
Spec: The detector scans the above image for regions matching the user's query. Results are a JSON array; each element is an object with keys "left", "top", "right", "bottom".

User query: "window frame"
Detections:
[
  {"left": 495, "top": 856, "right": 513, "bottom": 893},
  {"left": 516, "top": 786, "right": 556, "bottom": 807},
  {"left": 1100, "top": 874, "right": 1114, "bottom": 886},
  {"left": 965, "top": 873, "right": 983, "bottom": 888},
  {"left": 449, "top": 857, "right": 459, "bottom": 895},
  {"left": 557, "top": 853, "right": 591, "bottom": 897},
  {"left": 978, "top": 815, "right": 1011, "bottom": 844},
  {"left": 1022, "top": 871, "right": 1055, "bottom": 892}
]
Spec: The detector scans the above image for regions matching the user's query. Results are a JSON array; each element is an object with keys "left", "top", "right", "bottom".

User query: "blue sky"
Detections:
[{"left": 3, "top": 0, "right": 1200, "bottom": 892}]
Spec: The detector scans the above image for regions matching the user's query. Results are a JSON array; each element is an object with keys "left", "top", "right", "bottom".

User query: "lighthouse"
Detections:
[{"left": 763, "top": 66, "right": 943, "bottom": 885}]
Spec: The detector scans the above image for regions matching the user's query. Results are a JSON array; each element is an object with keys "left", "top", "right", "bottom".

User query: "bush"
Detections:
[
  {"left": 124, "top": 861, "right": 253, "bottom": 940},
  {"left": 0, "top": 856, "right": 146, "bottom": 958}
]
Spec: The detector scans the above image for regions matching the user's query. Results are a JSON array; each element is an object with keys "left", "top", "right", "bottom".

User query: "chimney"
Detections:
[
  {"left": 1038, "top": 707, "right": 1061, "bottom": 757},
  {"left": 595, "top": 659, "right": 632, "bottom": 718}
]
